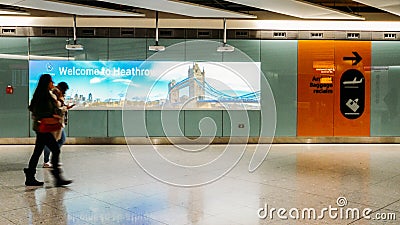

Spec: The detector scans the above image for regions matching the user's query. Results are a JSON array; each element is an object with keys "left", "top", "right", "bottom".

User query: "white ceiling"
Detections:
[
  {"left": 0, "top": 0, "right": 255, "bottom": 18},
  {"left": 225, "top": 0, "right": 364, "bottom": 20},
  {"left": 1, "top": 0, "right": 400, "bottom": 22},
  {"left": 96, "top": 0, "right": 255, "bottom": 18},
  {"left": 2, "top": 0, "right": 144, "bottom": 16},
  {"left": 353, "top": 0, "right": 400, "bottom": 17}
]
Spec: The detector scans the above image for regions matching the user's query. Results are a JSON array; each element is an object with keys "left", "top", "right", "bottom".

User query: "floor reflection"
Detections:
[{"left": 0, "top": 144, "right": 398, "bottom": 224}]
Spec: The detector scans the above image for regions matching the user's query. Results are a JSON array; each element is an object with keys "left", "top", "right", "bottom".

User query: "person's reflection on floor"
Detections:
[
  {"left": 187, "top": 187, "right": 204, "bottom": 225},
  {"left": 23, "top": 189, "right": 41, "bottom": 223},
  {"left": 44, "top": 188, "right": 69, "bottom": 224},
  {"left": 23, "top": 185, "right": 69, "bottom": 224}
]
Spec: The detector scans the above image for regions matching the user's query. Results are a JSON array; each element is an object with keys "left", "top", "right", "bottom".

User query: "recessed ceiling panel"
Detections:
[
  {"left": 1, "top": 0, "right": 20, "bottom": 4},
  {"left": 98, "top": 0, "right": 255, "bottom": 18},
  {"left": 225, "top": 0, "right": 364, "bottom": 20},
  {"left": 353, "top": 0, "right": 400, "bottom": 17},
  {"left": 7, "top": 0, "right": 144, "bottom": 16},
  {"left": 0, "top": 9, "right": 29, "bottom": 15}
]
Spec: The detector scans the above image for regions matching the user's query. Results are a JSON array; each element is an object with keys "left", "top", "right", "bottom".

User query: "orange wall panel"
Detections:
[
  {"left": 333, "top": 41, "right": 371, "bottom": 136},
  {"left": 298, "top": 41, "right": 335, "bottom": 136},
  {"left": 297, "top": 41, "right": 371, "bottom": 136}
]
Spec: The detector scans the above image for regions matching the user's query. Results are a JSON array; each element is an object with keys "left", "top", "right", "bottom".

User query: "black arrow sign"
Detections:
[{"left": 343, "top": 52, "right": 362, "bottom": 66}]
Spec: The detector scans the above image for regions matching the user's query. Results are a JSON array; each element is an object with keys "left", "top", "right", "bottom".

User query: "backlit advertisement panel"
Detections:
[{"left": 29, "top": 61, "right": 260, "bottom": 110}]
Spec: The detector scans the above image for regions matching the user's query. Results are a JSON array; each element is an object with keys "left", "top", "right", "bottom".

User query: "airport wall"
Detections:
[{"left": 0, "top": 36, "right": 399, "bottom": 138}]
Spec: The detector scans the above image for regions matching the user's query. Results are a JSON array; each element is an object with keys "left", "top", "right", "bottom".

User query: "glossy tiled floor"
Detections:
[{"left": 0, "top": 144, "right": 399, "bottom": 225}]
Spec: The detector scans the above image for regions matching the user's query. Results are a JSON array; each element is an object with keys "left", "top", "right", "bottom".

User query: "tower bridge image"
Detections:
[{"left": 167, "top": 63, "right": 260, "bottom": 109}]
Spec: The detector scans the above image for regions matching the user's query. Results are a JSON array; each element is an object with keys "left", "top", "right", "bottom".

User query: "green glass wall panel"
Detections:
[
  {"left": 147, "top": 39, "right": 185, "bottom": 61},
  {"left": 29, "top": 117, "right": 34, "bottom": 137},
  {"left": 0, "top": 100, "right": 30, "bottom": 137},
  {"left": 29, "top": 37, "right": 70, "bottom": 58},
  {"left": 260, "top": 40, "right": 297, "bottom": 136},
  {"left": 0, "top": 37, "right": 28, "bottom": 55},
  {"left": 145, "top": 110, "right": 184, "bottom": 137},
  {"left": 0, "top": 38, "right": 29, "bottom": 137},
  {"left": 109, "top": 38, "right": 147, "bottom": 60},
  {"left": 247, "top": 110, "right": 261, "bottom": 137},
  {"left": 185, "top": 39, "right": 223, "bottom": 62},
  {"left": 121, "top": 110, "right": 147, "bottom": 137},
  {"left": 371, "top": 41, "right": 400, "bottom": 66},
  {"left": 108, "top": 110, "right": 147, "bottom": 137},
  {"left": 371, "top": 41, "right": 400, "bottom": 136},
  {"left": 63, "top": 124, "right": 69, "bottom": 138},
  {"left": 222, "top": 110, "right": 260, "bottom": 137},
  {"left": 68, "top": 110, "right": 107, "bottom": 137},
  {"left": 370, "top": 67, "right": 400, "bottom": 136},
  {"left": 184, "top": 110, "right": 222, "bottom": 137},
  {"left": 30, "top": 37, "right": 108, "bottom": 60},
  {"left": 75, "top": 38, "right": 109, "bottom": 60},
  {"left": 107, "top": 110, "right": 124, "bottom": 137},
  {"left": 226, "top": 40, "right": 260, "bottom": 62}
]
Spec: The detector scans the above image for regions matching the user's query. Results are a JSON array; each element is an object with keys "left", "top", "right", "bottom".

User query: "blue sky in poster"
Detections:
[
  {"left": 29, "top": 60, "right": 260, "bottom": 109},
  {"left": 29, "top": 60, "right": 155, "bottom": 102}
]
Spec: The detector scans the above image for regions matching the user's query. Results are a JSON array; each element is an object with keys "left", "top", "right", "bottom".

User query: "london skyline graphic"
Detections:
[{"left": 29, "top": 61, "right": 260, "bottom": 110}]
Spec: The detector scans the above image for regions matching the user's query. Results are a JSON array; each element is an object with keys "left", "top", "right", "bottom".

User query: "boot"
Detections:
[
  {"left": 23, "top": 168, "right": 44, "bottom": 186},
  {"left": 51, "top": 169, "right": 72, "bottom": 187}
]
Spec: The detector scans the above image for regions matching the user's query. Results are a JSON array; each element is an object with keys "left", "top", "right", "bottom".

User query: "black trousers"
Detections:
[{"left": 28, "top": 132, "right": 60, "bottom": 173}]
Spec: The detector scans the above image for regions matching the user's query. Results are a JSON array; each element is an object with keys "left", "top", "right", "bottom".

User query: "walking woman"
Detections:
[{"left": 24, "top": 74, "right": 72, "bottom": 187}]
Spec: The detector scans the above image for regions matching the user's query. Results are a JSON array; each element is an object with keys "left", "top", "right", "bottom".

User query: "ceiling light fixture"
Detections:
[
  {"left": 148, "top": 11, "right": 165, "bottom": 52},
  {"left": 0, "top": 7, "right": 29, "bottom": 15},
  {"left": 217, "top": 18, "right": 234, "bottom": 52},
  {"left": 66, "top": 15, "right": 84, "bottom": 51}
]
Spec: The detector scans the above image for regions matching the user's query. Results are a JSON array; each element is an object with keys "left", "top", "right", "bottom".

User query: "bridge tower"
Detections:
[
  {"left": 168, "top": 80, "right": 179, "bottom": 103},
  {"left": 188, "top": 63, "right": 205, "bottom": 100}
]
